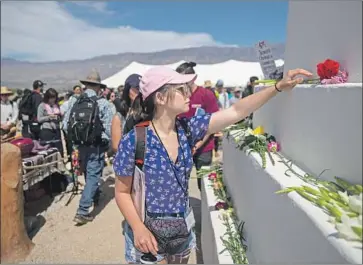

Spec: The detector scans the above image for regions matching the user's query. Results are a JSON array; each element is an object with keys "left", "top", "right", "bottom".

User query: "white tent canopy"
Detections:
[{"left": 103, "top": 59, "right": 284, "bottom": 88}]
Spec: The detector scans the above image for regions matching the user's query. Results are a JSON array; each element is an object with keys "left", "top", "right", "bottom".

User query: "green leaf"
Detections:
[
  {"left": 275, "top": 187, "right": 295, "bottom": 194},
  {"left": 351, "top": 226, "right": 362, "bottom": 239}
]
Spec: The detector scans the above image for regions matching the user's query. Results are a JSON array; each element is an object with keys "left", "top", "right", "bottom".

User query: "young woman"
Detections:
[
  {"left": 37, "top": 88, "right": 63, "bottom": 155},
  {"left": 113, "top": 66, "right": 312, "bottom": 264},
  {"left": 111, "top": 74, "right": 141, "bottom": 152},
  {"left": 107, "top": 90, "right": 117, "bottom": 114}
]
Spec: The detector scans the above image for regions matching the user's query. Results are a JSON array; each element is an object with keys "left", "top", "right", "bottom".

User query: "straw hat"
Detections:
[
  {"left": 204, "top": 80, "right": 212, "bottom": 88},
  {"left": 80, "top": 69, "right": 106, "bottom": 88},
  {"left": 0, "top": 86, "right": 14, "bottom": 95}
]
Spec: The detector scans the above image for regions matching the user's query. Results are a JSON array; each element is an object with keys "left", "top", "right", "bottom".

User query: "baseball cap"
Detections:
[
  {"left": 33, "top": 80, "right": 46, "bottom": 89},
  {"left": 216, "top": 79, "right": 224, "bottom": 87},
  {"left": 139, "top": 67, "right": 197, "bottom": 100},
  {"left": 124, "top": 74, "right": 141, "bottom": 91}
]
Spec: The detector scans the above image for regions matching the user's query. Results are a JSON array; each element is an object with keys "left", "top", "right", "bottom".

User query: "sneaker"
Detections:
[{"left": 73, "top": 214, "right": 94, "bottom": 225}]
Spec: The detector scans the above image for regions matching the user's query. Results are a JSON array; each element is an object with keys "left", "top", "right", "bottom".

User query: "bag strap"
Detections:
[
  {"left": 134, "top": 121, "right": 149, "bottom": 170},
  {"left": 178, "top": 118, "right": 193, "bottom": 150}
]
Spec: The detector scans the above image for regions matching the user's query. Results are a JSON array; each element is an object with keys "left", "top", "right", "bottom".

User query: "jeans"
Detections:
[{"left": 77, "top": 145, "right": 105, "bottom": 216}]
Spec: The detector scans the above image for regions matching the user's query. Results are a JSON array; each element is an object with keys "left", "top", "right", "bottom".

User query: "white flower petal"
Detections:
[
  {"left": 349, "top": 195, "right": 362, "bottom": 214},
  {"left": 338, "top": 191, "right": 349, "bottom": 204},
  {"left": 336, "top": 222, "right": 361, "bottom": 241}
]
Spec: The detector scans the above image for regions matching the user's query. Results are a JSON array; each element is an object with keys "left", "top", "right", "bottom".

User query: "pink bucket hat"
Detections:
[{"left": 139, "top": 66, "right": 197, "bottom": 100}]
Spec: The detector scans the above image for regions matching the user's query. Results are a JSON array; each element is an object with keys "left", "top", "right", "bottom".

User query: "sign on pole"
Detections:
[{"left": 255, "top": 40, "right": 277, "bottom": 79}]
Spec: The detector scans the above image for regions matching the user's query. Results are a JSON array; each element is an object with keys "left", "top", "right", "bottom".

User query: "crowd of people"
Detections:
[{"left": 0, "top": 61, "right": 312, "bottom": 264}]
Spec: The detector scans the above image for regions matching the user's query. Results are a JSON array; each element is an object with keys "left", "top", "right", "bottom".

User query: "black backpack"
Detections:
[
  {"left": 19, "top": 92, "right": 34, "bottom": 116},
  {"left": 67, "top": 94, "right": 104, "bottom": 145}
]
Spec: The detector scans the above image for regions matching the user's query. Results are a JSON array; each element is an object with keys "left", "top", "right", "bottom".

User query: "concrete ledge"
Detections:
[
  {"left": 201, "top": 174, "right": 234, "bottom": 264},
  {"left": 222, "top": 137, "right": 362, "bottom": 264}
]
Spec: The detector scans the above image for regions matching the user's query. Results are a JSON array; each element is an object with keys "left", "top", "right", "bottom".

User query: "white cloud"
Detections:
[
  {"left": 0, "top": 1, "right": 223, "bottom": 62},
  {"left": 69, "top": 1, "right": 114, "bottom": 14}
]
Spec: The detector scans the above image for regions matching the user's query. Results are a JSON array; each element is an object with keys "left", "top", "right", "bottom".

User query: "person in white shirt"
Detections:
[
  {"left": 1, "top": 86, "right": 19, "bottom": 137},
  {"left": 215, "top": 79, "right": 230, "bottom": 109},
  {"left": 230, "top": 87, "right": 242, "bottom": 105},
  {"left": 60, "top": 91, "right": 73, "bottom": 116}
]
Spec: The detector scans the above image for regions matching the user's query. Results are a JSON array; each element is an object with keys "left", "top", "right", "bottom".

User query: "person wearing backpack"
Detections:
[
  {"left": 19, "top": 80, "right": 45, "bottom": 139},
  {"left": 63, "top": 70, "right": 115, "bottom": 225},
  {"left": 113, "top": 66, "right": 312, "bottom": 263}
]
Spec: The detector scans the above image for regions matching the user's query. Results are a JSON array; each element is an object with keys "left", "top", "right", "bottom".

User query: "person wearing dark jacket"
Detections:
[
  {"left": 241, "top": 76, "right": 259, "bottom": 127},
  {"left": 20, "top": 80, "right": 45, "bottom": 139}
]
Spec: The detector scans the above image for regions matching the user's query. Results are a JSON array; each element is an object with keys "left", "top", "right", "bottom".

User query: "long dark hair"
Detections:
[
  {"left": 176, "top": 61, "right": 197, "bottom": 74},
  {"left": 119, "top": 92, "right": 133, "bottom": 117},
  {"left": 113, "top": 98, "right": 122, "bottom": 114},
  {"left": 119, "top": 74, "right": 141, "bottom": 118},
  {"left": 43, "top": 88, "right": 58, "bottom": 104}
]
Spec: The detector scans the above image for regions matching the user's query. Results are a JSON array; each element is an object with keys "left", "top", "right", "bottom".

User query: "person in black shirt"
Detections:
[
  {"left": 20, "top": 80, "right": 45, "bottom": 139},
  {"left": 242, "top": 76, "right": 259, "bottom": 98},
  {"left": 242, "top": 76, "right": 259, "bottom": 127}
]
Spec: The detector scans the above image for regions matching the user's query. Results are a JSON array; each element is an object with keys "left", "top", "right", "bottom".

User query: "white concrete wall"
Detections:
[
  {"left": 222, "top": 138, "right": 362, "bottom": 264},
  {"left": 284, "top": 1, "right": 362, "bottom": 82},
  {"left": 253, "top": 84, "right": 362, "bottom": 185}
]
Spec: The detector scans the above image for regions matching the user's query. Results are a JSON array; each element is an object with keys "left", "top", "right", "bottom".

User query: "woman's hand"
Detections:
[
  {"left": 133, "top": 224, "right": 159, "bottom": 256},
  {"left": 276, "top": 68, "right": 313, "bottom": 91}
]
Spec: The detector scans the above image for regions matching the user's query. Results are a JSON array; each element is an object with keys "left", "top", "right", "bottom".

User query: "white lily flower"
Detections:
[
  {"left": 349, "top": 193, "right": 362, "bottom": 214},
  {"left": 244, "top": 128, "right": 254, "bottom": 136},
  {"left": 335, "top": 214, "right": 362, "bottom": 241},
  {"left": 338, "top": 191, "right": 349, "bottom": 204}
]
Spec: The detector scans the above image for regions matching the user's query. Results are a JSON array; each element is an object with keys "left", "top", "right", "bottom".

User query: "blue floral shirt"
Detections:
[{"left": 113, "top": 114, "right": 211, "bottom": 213}]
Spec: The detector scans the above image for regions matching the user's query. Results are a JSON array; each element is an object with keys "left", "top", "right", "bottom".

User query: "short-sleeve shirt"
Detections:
[
  {"left": 179, "top": 86, "right": 219, "bottom": 153},
  {"left": 113, "top": 114, "right": 211, "bottom": 214}
]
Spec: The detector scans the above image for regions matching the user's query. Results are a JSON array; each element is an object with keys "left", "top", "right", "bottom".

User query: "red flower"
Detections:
[
  {"left": 317, "top": 59, "right": 340, "bottom": 80},
  {"left": 208, "top": 172, "right": 217, "bottom": 180},
  {"left": 215, "top": 201, "right": 228, "bottom": 210}
]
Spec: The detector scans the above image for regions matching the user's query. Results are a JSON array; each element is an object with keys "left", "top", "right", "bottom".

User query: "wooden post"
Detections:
[{"left": 1, "top": 143, "right": 34, "bottom": 263}]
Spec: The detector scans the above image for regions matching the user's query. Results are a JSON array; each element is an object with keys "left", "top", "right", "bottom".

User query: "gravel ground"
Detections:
[{"left": 23, "top": 166, "right": 204, "bottom": 264}]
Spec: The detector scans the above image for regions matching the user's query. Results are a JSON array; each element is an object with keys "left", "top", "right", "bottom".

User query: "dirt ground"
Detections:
[{"left": 23, "top": 166, "right": 204, "bottom": 264}]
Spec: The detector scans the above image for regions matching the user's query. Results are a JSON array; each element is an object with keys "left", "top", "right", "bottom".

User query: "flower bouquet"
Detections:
[
  {"left": 317, "top": 59, "right": 348, "bottom": 84},
  {"left": 276, "top": 176, "right": 362, "bottom": 244}
]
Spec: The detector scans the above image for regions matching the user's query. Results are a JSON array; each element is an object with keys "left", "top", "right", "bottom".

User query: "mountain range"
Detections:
[{"left": 1, "top": 43, "right": 285, "bottom": 91}]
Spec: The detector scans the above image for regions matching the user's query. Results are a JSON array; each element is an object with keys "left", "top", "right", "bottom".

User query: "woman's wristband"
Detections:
[{"left": 275, "top": 82, "right": 282, "bottom": 92}]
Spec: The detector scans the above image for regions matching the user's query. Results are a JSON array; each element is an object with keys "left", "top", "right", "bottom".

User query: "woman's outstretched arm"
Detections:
[{"left": 207, "top": 69, "right": 313, "bottom": 134}]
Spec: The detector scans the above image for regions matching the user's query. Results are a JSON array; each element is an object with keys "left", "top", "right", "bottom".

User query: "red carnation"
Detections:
[
  {"left": 317, "top": 59, "right": 340, "bottom": 80},
  {"left": 208, "top": 172, "right": 217, "bottom": 180}
]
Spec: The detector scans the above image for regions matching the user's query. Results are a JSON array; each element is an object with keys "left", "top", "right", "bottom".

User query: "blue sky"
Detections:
[
  {"left": 63, "top": 1, "right": 288, "bottom": 47},
  {"left": 2, "top": 1, "right": 288, "bottom": 62}
]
